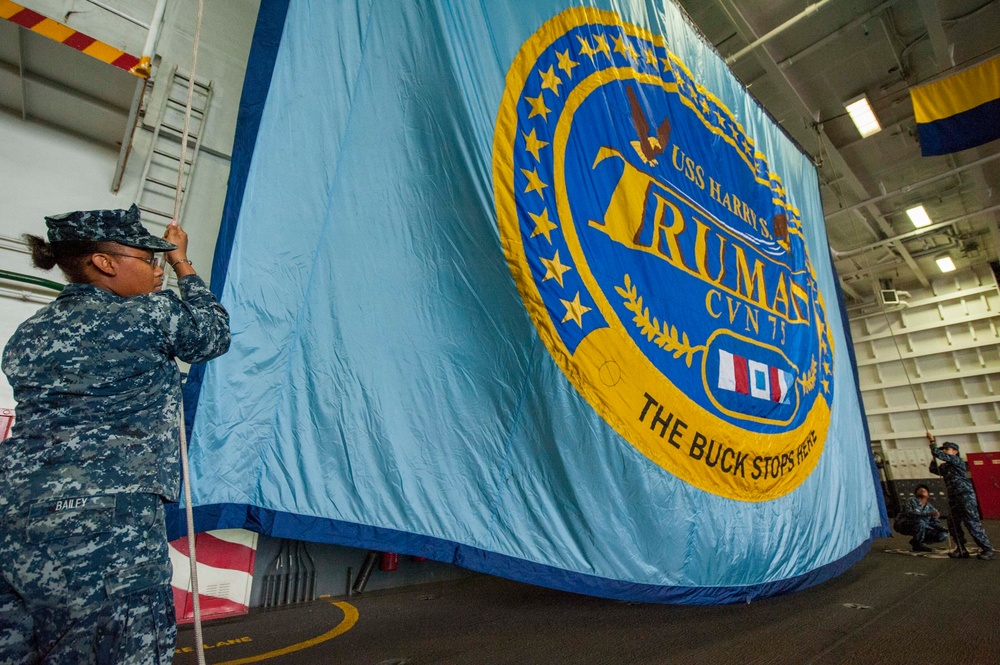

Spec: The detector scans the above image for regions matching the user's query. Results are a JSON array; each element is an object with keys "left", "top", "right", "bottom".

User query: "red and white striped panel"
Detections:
[
  {"left": 0, "top": 408, "right": 14, "bottom": 440},
  {"left": 0, "top": 0, "right": 144, "bottom": 75},
  {"left": 169, "top": 529, "right": 259, "bottom": 624}
]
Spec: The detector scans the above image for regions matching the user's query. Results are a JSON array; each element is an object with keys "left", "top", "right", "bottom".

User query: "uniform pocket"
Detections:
[
  {"left": 25, "top": 495, "right": 116, "bottom": 543},
  {"left": 104, "top": 560, "right": 172, "bottom": 598}
]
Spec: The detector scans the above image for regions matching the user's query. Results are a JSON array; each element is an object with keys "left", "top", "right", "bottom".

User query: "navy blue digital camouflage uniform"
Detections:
[
  {"left": 0, "top": 207, "right": 230, "bottom": 664},
  {"left": 893, "top": 496, "right": 948, "bottom": 549},
  {"left": 930, "top": 445, "right": 994, "bottom": 557}
]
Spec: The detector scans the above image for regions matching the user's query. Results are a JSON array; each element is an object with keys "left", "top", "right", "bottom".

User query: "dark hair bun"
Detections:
[{"left": 24, "top": 234, "right": 57, "bottom": 270}]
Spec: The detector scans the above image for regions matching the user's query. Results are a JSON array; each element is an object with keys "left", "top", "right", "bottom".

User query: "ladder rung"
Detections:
[
  {"left": 160, "top": 122, "right": 200, "bottom": 140},
  {"left": 152, "top": 148, "right": 193, "bottom": 165},
  {"left": 136, "top": 205, "right": 174, "bottom": 219},
  {"left": 172, "top": 72, "right": 211, "bottom": 91},
  {"left": 145, "top": 176, "right": 185, "bottom": 192},
  {"left": 166, "top": 97, "right": 207, "bottom": 114}
]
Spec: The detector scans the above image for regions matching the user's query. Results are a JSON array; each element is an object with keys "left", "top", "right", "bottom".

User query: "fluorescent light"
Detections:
[
  {"left": 936, "top": 256, "right": 956, "bottom": 272},
  {"left": 845, "top": 95, "right": 881, "bottom": 138},
  {"left": 906, "top": 205, "right": 933, "bottom": 228}
]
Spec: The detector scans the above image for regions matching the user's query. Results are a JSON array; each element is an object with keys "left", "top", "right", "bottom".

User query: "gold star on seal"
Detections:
[
  {"left": 521, "top": 128, "right": 549, "bottom": 162},
  {"left": 557, "top": 49, "right": 579, "bottom": 79},
  {"left": 821, "top": 378, "right": 830, "bottom": 393},
  {"left": 594, "top": 34, "right": 611, "bottom": 59},
  {"left": 539, "top": 65, "right": 563, "bottom": 97},
  {"left": 541, "top": 250, "right": 572, "bottom": 287},
  {"left": 525, "top": 94, "right": 551, "bottom": 121},
  {"left": 644, "top": 47, "right": 658, "bottom": 67},
  {"left": 560, "top": 292, "right": 592, "bottom": 328},
  {"left": 577, "top": 35, "right": 597, "bottom": 62},
  {"left": 520, "top": 167, "right": 548, "bottom": 197},
  {"left": 613, "top": 35, "right": 637, "bottom": 60},
  {"left": 528, "top": 208, "right": 558, "bottom": 243}
]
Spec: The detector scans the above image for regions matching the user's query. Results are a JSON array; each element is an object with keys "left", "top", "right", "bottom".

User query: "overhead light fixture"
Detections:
[
  {"left": 906, "top": 205, "right": 933, "bottom": 228},
  {"left": 936, "top": 256, "right": 956, "bottom": 273},
  {"left": 844, "top": 95, "right": 881, "bottom": 138}
]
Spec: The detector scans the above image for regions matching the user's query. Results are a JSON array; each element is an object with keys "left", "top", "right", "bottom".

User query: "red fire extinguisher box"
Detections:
[{"left": 967, "top": 452, "right": 1000, "bottom": 519}]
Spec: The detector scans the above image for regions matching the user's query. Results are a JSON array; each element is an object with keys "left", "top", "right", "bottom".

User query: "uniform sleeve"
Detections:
[
  {"left": 932, "top": 448, "right": 964, "bottom": 473},
  {"left": 158, "top": 275, "right": 231, "bottom": 364}
]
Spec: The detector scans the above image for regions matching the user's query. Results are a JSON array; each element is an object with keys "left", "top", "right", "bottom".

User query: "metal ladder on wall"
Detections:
[{"left": 135, "top": 64, "right": 213, "bottom": 259}]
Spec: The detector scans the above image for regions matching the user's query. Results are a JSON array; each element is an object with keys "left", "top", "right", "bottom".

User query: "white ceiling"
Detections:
[{"left": 675, "top": 0, "right": 1000, "bottom": 303}]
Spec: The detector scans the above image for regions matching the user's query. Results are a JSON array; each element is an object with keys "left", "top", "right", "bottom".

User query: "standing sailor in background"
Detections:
[
  {"left": 927, "top": 433, "right": 995, "bottom": 561},
  {"left": 0, "top": 205, "right": 230, "bottom": 663}
]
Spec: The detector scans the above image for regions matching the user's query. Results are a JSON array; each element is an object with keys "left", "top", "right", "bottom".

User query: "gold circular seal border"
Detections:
[{"left": 493, "top": 7, "right": 830, "bottom": 501}]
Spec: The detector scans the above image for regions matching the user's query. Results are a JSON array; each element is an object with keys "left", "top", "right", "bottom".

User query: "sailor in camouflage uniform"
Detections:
[
  {"left": 0, "top": 205, "right": 230, "bottom": 664},
  {"left": 927, "top": 434, "right": 995, "bottom": 561},
  {"left": 893, "top": 484, "right": 949, "bottom": 552}
]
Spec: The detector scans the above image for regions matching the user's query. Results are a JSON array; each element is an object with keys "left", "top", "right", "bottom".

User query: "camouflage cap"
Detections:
[
  {"left": 941, "top": 441, "right": 960, "bottom": 452},
  {"left": 44, "top": 204, "right": 177, "bottom": 251}
]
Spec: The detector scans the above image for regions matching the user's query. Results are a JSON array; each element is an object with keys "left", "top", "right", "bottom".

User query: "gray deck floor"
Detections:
[{"left": 175, "top": 523, "right": 999, "bottom": 664}]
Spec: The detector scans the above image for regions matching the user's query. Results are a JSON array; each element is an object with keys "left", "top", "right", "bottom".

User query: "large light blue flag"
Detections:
[{"left": 182, "top": 0, "right": 889, "bottom": 604}]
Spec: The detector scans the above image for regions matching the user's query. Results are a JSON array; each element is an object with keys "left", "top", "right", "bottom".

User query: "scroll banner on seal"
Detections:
[{"left": 181, "top": 0, "right": 888, "bottom": 604}]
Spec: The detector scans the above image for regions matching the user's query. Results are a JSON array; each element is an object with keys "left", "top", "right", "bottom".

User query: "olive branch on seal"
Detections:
[
  {"left": 797, "top": 356, "right": 817, "bottom": 394},
  {"left": 616, "top": 274, "right": 706, "bottom": 367}
]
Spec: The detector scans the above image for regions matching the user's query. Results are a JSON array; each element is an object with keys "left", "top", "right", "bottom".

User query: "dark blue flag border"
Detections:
[{"left": 172, "top": 0, "right": 890, "bottom": 605}]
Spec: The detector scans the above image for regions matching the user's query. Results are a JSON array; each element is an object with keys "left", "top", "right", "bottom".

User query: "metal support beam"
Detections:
[
  {"left": 825, "top": 151, "right": 1000, "bottom": 221},
  {"left": 833, "top": 203, "right": 1000, "bottom": 258},
  {"left": 916, "top": 0, "right": 954, "bottom": 68},
  {"left": 839, "top": 278, "right": 861, "bottom": 300}
]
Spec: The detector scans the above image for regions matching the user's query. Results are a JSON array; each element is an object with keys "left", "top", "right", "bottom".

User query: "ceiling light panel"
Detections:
[
  {"left": 936, "top": 256, "right": 956, "bottom": 272},
  {"left": 845, "top": 95, "right": 881, "bottom": 138},
  {"left": 906, "top": 205, "right": 932, "bottom": 228}
]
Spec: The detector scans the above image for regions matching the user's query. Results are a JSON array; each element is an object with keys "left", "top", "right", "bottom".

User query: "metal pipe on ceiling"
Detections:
[
  {"left": 776, "top": 0, "right": 903, "bottom": 70},
  {"left": 725, "top": 0, "right": 836, "bottom": 65}
]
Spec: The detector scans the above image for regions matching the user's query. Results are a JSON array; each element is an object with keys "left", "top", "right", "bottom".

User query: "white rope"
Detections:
[
  {"left": 173, "top": 0, "right": 204, "bottom": 222},
  {"left": 177, "top": 400, "right": 206, "bottom": 665},
  {"left": 171, "top": 0, "right": 207, "bottom": 662}
]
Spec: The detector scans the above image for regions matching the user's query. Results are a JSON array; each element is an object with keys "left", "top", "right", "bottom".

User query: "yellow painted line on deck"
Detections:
[{"left": 213, "top": 600, "right": 359, "bottom": 665}]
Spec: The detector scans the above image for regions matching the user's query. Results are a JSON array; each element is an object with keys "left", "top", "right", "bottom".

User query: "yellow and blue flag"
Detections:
[
  {"left": 179, "top": 0, "right": 887, "bottom": 604},
  {"left": 912, "top": 55, "right": 1000, "bottom": 156}
]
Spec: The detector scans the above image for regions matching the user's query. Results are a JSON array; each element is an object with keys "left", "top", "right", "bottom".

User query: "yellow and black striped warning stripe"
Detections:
[{"left": 0, "top": 0, "right": 145, "bottom": 78}]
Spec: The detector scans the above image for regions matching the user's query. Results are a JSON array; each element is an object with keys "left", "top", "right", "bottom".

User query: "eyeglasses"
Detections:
[{"left": 104, "top": 252, "right": 157, "bottom": 266}]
